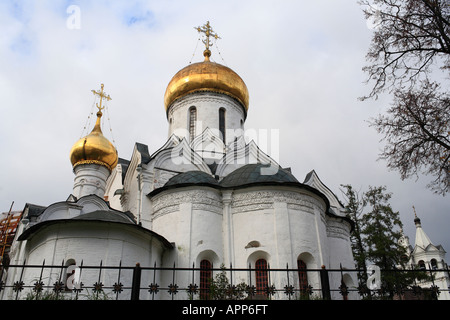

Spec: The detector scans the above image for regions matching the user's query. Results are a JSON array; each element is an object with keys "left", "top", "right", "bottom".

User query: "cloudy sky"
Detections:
[{"left": 0, "top": 1, "right": 448, "bottom": 255}]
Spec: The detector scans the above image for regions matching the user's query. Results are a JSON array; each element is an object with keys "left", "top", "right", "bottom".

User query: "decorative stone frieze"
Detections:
[
  {"left": 152, "top": 190, "right": 223, "bottom": 218},
  {"left": 231, "top": 190, "right": 324, "bottom": 214},
  {"left": 326, "top": 218, "right": 351, "bottom": 240}
]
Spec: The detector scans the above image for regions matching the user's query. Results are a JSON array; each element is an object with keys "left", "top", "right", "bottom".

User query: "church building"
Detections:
[
  {"left": 399, "top": 209, "right": 450, "bottom": 300},
  {"left": 3, "top": 22, "right": 357, "bottom": 300}
]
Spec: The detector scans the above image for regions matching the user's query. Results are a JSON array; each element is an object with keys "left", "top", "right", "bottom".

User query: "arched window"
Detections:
[
  {"left": 169, "top": 117, "right": 173, "bottom": 131},
  {"left": 189, "top": 106, "right": 197, "bottom": 142},
  {"left": 200, "top": 259, "right": 212, "bottom": 300},
  {"left": 219, "top": 108, "right": 226, "bottom": 143},
  {"left": 418, "top": 260, "right": 426, "bottom": 270},
  {"left": 297, "top": 259, "right": 308, "bottom": 297},
  {"left": 431, "top": 259, "right": 438, "bottom": 270},
  {"left": 255, "top": 259, "right": 268, "bottom": 296}
]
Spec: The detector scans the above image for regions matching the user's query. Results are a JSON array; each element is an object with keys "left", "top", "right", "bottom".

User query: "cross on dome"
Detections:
[
  {"left": 91, "top": 83, "right": 112, "bottom": 114},
  {"left": 195, "top": 21, "right": 221, "bottom": 60}
]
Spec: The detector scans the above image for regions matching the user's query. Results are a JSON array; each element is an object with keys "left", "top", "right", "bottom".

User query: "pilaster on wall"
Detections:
[
  {"left": 273, "top": 202, "right": 293, "bottom": 269},
  {"left": 222, "top": 191, "right": 234, "bottom": 267},
  {"left": 136, "top": 165, "right": 153, "bottom": 226}
]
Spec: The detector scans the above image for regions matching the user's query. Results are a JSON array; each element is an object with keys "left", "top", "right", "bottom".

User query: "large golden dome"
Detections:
[
  {"left": 164, "top": 52, "right": 249, "bottom": 113},
  {"left": 70, "top": 111, "right": 118, "bottom": 172}
]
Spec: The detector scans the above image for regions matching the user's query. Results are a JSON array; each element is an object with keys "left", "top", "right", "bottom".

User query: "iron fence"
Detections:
[{"left": 0, "top": 260, "right": 449, "bottom": 300}]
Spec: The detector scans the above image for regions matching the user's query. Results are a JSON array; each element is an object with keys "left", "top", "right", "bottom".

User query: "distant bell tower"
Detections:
[{"left": 409, "top": 206, "right": 450, "bottom": 299}]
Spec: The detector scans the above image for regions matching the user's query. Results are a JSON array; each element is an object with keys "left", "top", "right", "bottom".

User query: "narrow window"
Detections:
[
  {"left": 418, "top": 260, "right": 426, "bottom": 270},
  {"left": 431, "top": 259, "right": 438, "bottom": 270},
  {"left": 200, "top": 259, "right": 212, "bottom": 300},
  {"left": 297, "top": 259, "right": 308, "bottom": 297},
  {"left": 255, "top": 259, "right": 268, "bottom": 296},
  {"left": 189, "top": 106, "right": 197, "bottom": 141},
  {"left": 219, "top": 108, "right": 226, "bottom": 143}
]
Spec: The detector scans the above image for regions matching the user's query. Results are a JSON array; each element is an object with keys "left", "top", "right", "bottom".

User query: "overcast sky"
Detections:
[{"left": 0, "top": 0, "right": 448, "bottom": 256}]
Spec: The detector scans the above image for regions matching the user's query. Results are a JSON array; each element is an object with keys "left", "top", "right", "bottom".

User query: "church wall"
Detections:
[
  {"left": 325, "top": 217, "right": 357, "bottom": 299},
  {"left": 72, "top": 164, "right": 110, "bottom": 199},
  {"left": 230, "top": 188, "right": 327, "bottom": 266},
  {"left": 124, "top": 166, "right": 140, "bottom": 217},
  {"left": 151, "top": 187, "right": 223, "bottom": 267},
  {"left": 287, "top": 206, "right": 323, "bottom": 268},
  {"left": 105, "top": 164, "right": 125, "bottom": 211},
  {"left": 229, "top": 187, "right": 329, "bottom": 297},
  {"left": 11, "top": 222, "right": 166, "bottom": 300},
  {"left": 150, "top": 187, "right": 224, "bottom": 299},
  {"left": 410, "top": 246, "right": 450, "bottom": 300},
  {"left": 168, "top": 92, "right": 245, "bottom": 145}
]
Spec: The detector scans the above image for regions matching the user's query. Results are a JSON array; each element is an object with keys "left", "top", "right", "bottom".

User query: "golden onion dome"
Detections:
[
  {"left": 164, "top": 51, "right": 249, "bottom": 113},
  {"left": 69, "top": 111, "right": 118, "bottom": 172}
]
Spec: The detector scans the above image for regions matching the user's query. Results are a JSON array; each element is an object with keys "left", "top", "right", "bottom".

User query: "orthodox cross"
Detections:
[
  {"left": 91, "top": 83, "right": 112, "bottom": 113},
  {"left": 195, "top": 21, "right": 220, "bottom": 57}
]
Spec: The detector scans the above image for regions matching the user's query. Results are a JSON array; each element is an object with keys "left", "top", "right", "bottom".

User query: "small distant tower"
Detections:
[
  {"left": 69, "top": 84, "right": 118, "bottom": 199},
  {"left": 398, "top": 226, "right": 412, "bottom": 258},
  {"left": 410, "top": 206, "right": 449, "bottom": 300}
]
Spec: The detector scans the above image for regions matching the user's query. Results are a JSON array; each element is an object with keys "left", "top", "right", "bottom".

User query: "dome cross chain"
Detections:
[
  {"left": 195, "top": 21, "right": 221, "bottom": 59},
  {"left": 91, "top": 83, "right": 112, "bottom": 114}
]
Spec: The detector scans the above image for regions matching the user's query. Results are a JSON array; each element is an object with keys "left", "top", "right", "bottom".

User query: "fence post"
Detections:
[
  {"left": 131, "top": 263, "right": 141, "bottom": 300},
  {"left": 320, "top": 265, "right": 331, "bottom": 300}
]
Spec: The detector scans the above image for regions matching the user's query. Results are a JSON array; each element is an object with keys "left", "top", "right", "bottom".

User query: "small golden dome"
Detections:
[
  {"left": 164, "top": 53, "right": 249, "bottom": 113},
  {"left": 70, "top": 111, "right": 118, "bottom": 172}
]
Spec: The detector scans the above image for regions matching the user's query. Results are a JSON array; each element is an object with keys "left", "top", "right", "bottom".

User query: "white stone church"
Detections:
[{"left": 3, "top": 24, "right": 375, "bottom": 300}]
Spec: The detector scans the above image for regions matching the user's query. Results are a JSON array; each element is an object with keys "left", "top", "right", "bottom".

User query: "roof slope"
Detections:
[{"left": 219, "top": 164, "right": 298, "bottom": 187}]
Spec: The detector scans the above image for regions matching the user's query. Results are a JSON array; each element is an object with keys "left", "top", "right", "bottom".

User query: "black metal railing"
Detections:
[{"left": 0, "top": 260, "right": 449, "bottom": 300}]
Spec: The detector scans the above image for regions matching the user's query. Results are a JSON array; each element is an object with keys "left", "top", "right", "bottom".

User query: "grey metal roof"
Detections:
[
  {"left": 164, "top": 170, "right": 219, "bottom": 187},
  {"left": 118, "top": 157, "right": 130, "bottom": 183},
  {"left": 71, "top": 210, "right": 135, "bottom": 224},
  {"left": 135, "top": 142, "right": 151, "bottom": 164},
  {"left": 24, "top": 203, "right": 46, "bottom": 218},
  {"left": 17, "top": 217, "right": 173, "bottom": 249},
  {"left": 219, "top": 163, "right": 299, "bottom": 187}
]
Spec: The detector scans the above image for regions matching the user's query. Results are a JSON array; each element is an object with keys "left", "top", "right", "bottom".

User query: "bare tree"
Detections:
[
  {"left": 371, "top": 81, "right": 449, "bottom": 194},
  {"left": 360, "top": 0, "right": 449, "bottom": 99},
  {"left": 360, "top": 0, "right": 450, "bottom": 194}
]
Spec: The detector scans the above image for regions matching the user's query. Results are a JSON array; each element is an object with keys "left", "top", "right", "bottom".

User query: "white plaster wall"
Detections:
[
  {"left": 230, "top": 188, "right": 329, "bottom": 297},
  {"left": 13, "top": 222, "right": 166, "bottom": 300},
  {"left": 151, "top": 188, "right": 223, "bottom": 269},
  {"left": 325, "top": 217, "right": 357, "bottom": 300},
  {"left": 72, "top": 164, "right": 110, "bottom": 199},
  {"left": 150, "top": 187, "right": 223, "bottom": 299},
  {"left": 167, "top": 92, "right": 245, "bottom": 145},
  {"left": 288, "top": 209, "right": 321, "bottom": 266},
  {"left": 124, "top": 166, "right": 139, "bottom": 216},
  {"left": 232, "top": 209, "right": 275, "bottom": 268},
  {"left": 104, "top": 164, "right": 125, "bottom": 211}
]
